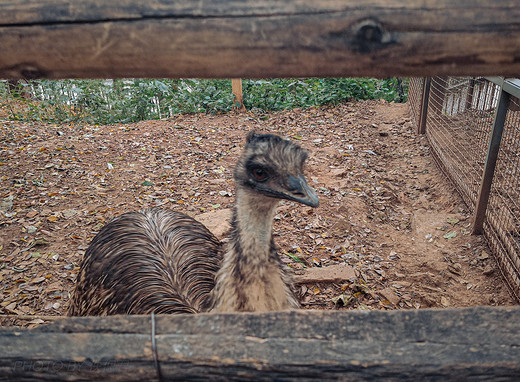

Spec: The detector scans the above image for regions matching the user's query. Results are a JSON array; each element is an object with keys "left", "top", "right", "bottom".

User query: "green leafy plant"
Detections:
[{"left": 0, "top": 78, "right": 407, "bottom": 124}]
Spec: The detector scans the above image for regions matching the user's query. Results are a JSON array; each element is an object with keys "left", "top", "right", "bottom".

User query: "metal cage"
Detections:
[{"left": 409, "top": 77, "right": 520, "bottom": 300}]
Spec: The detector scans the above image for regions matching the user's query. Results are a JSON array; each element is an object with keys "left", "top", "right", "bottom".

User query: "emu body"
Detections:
[{"left": 69, "top": 132, "right": 318, "bottom": 316}]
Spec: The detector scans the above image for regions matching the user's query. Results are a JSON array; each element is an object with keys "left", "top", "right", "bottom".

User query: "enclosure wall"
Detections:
[
  {"left": 407, "top": 78, "right": 424, "bottom": 131},
  {"left": 408, "top": 77, "right": 520, "bottom": 300}
]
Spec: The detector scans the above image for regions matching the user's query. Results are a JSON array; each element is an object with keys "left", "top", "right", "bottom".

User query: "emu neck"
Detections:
[
  {"left": 234, "top": 188, "right": 276, "bottom": 258},
  {"left": 210, "top": 188, "right": 297, "bottom": 312}
]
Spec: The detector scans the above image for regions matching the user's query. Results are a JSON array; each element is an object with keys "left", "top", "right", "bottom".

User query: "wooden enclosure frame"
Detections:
[
  {"left": 1, "top": 0, "right": 520, "bottom": 79},
  {"left": 3, "top": 308, "right": 520, "bottom": 380},
  {"left": 1, "top": 1, "right": 520, "bottom": 380}
]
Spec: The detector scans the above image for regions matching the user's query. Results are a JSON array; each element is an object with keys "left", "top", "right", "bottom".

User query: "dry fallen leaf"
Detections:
[
  {"left": 26, "top": 210, "right": 38, "bottom": 218},
  {"left": 0, "top": 100, "right": 514, "bottom": 325}
]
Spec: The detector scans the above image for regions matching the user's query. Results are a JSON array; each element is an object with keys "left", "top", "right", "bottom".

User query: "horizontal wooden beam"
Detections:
[
  {"left": 1, "top": 307, "right": 520, "bottom": 380},
  {"left": 1, "top": 0, "right": 520, "bottom": 79}
]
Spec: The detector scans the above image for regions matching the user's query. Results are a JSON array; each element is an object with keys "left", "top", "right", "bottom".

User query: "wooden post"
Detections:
[
  {"left": 417, "top": 77, "right": 431, "bottom": 134},
  {"left": 472, "top": 82, "right": 510, "bottom": 234},
  {"left": 231, "top": 78, "right": 246, "bottom": 111}
]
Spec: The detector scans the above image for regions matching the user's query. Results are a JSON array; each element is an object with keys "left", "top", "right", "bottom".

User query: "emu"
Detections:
[{"left": 68, "top": 132, "right": 319, "bottom": 316}]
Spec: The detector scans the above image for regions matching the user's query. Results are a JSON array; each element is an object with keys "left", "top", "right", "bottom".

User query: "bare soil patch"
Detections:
[{"left": 0, "top": 100, "right": 515, "bottom": 327}]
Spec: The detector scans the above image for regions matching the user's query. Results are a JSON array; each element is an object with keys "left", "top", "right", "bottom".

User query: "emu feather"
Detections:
[{"left": 69, "top": 132, "right": 319, "bottom": 316}]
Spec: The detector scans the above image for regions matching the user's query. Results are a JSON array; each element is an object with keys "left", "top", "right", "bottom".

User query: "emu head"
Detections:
[{"left": 234, "top": 132, "right": 319, "bottom": 207}]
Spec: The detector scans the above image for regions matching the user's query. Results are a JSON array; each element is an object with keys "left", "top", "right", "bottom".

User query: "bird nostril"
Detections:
[{"left": 287, "top": 175, "right": 303, "bottom": 193}]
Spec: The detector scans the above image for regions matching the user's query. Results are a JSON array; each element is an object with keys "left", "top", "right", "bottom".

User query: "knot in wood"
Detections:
[
  {"left": 352, "top": 19, "right": 391, "bottom": 53},
  {"left": 357, "top": 22, "right": 383, "bottom": 43}
]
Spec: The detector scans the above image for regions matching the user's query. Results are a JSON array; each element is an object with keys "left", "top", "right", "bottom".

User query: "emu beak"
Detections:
[{"left": 285, "top": 174, "right": 320, "bottom": 207}]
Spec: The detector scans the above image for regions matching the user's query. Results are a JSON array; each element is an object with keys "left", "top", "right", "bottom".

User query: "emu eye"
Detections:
[{"left": 251, "top": 167, "right": 269, "bottom": 182}]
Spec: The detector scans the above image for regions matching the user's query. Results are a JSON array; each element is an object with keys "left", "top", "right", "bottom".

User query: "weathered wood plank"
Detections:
[
  {"left": 0, "top": 0, "right": 519, "bottom": 79},
  {"left": 1, "top": 307, "right": 520, "bottom": 380}
]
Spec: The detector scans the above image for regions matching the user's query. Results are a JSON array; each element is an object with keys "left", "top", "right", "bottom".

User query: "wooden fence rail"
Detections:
[
  {"left": 2, "top": 2, "right": 520, "bottom": 380},
  {"left": 1, "top": 0, "right": 520, "bottom": 79},
  {"left": 1, "top": 307, "right": 520, "bottom": 380}
]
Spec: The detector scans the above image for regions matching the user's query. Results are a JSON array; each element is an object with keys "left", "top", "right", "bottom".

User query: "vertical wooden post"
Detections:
[
  {"left": 231, "top": 78, "right": 246, "bottom": 111},
  {"left": 472, "top": 84, "right": 510, "bottom": 234},
  {"left": 418, "top": 77, "right": 431, "bottom": 134}
]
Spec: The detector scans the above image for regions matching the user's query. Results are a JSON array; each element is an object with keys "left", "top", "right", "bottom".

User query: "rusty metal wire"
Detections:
[
  {"left": 408, "top": 77, "right": 520, "bottom": 300},
  {"left": 408, "top": 78, "right": 424, "bottom": 130},
  {"left": 425, "top": 77, "right": 497, "bottom": 208},
  {"left": 484, "top": 94, "right": 520, "bottom": 300}
]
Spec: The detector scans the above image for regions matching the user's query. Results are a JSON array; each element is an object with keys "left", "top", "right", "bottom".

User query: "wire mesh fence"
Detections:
[
  {"left": 409, "top": 77, "right": 520, "bottom": 301},
  {"left": 408, "top": 78, "right": 424, "bottom": 131},
  {"left": 485, "top": 93, "right": 520, "bottom": 299},
  {"left": 426, "top": 77, "right": 497, "bottom": 208}
]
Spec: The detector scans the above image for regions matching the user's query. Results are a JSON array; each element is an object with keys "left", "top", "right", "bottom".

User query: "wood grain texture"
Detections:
[
  {"left": 0, "top": 0, "right": 519, "bottom": 79},
  {"left": 1, "top": 307, "right": 520, "bottom": 380},
  {"left": 232, "top": 78, "right": 245, "bottom": 111}
]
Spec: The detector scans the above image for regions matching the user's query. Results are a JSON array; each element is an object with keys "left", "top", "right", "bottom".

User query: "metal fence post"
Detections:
[
  {"left": 465, "top": 78, "right": 476, "bottom": 110},
  {"left": 418, "top": 78, "right": 431, "bottom": 134},
  {"left": 472, "top": 83, "right": 510, "bottom": 234}
]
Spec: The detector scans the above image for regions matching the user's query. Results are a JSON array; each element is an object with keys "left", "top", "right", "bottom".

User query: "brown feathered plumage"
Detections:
[{"left": 68, "top": 132, "right": 319, "bottom": 316}]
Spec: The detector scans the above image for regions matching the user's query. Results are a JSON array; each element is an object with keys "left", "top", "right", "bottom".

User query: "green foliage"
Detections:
[
  {"left": 0, "top": 78, "right": 407, "bottom": 124},
  {"left": 243, "top": 78, "right": 407, "bottom": 111}
]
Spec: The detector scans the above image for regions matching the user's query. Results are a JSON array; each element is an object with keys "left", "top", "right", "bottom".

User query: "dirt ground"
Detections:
[{"left": 0, "top": 100, "right": 515, "bottom": 327}]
